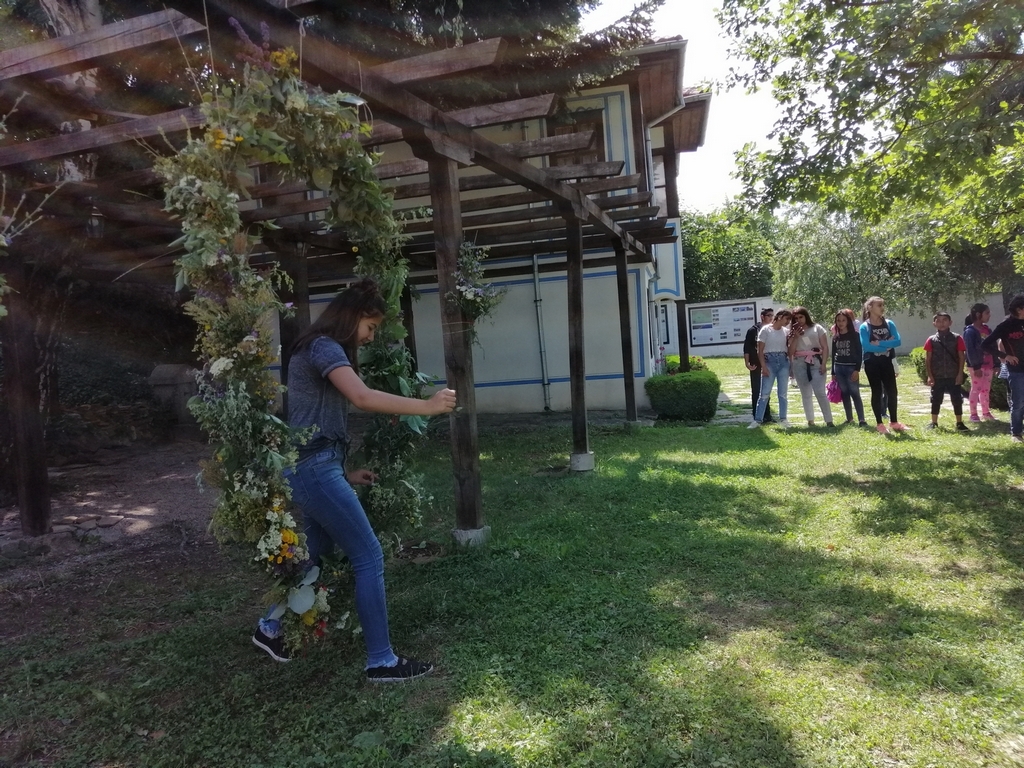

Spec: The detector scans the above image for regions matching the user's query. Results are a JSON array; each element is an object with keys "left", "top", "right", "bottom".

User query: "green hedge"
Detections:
[
  {"left": 644, "top": 369, "right": 721, "bottom": 421},
  {"left": 663, "top": 354, "right": 708, "bottom": 374}
]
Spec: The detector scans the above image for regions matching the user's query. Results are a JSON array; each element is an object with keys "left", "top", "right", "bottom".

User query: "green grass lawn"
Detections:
[{"left": 3, "top": 358, "right": 1024, "bottom": 767}]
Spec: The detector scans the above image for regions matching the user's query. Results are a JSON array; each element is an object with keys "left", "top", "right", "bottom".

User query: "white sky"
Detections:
[{"left": 581, "top": 0, "right": 779, "bottom": 212}]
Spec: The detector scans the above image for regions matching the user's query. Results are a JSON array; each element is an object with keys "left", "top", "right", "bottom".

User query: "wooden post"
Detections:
[
  {"left": 413, "top": 142, "right": 485, "bottom": 541},
  {"left": 0, "top": 248, "right": 51, "bottom": 536},
  {"left": 676, "top": 299, "right": 691, "bottom": 372},
  {"left": 614, "top": 242, "right": 638, "bottom": 421},
  {"left": 563, "top": 210, "right": 593, "bottom": 471}
]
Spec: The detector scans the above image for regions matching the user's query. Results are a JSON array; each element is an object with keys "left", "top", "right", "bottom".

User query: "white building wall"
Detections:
[{"left": 412, "top": 260, "right": 652, "bottom": 412}]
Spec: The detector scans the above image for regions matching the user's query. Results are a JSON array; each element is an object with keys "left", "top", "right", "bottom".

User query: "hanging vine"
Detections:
[{"left": 155, "top": 21, "right": 417, "bottom": 651}]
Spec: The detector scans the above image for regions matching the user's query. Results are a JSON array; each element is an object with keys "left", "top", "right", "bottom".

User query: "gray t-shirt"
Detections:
[{"left": 287, "top": 336, "right": 352, "bottom": 460}]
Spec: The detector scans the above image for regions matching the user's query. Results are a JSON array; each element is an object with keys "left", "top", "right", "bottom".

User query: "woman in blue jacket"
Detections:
[{"left": 859, "top": 296, "right": 906, "bottom": 433}]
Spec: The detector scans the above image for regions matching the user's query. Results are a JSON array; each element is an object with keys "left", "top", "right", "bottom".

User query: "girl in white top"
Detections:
[
  {"left": 750, "top": 309, "right": 794, "bottom": 427},
  {"left": 787, "top": 306, "right": 835, "bottom": 426}
]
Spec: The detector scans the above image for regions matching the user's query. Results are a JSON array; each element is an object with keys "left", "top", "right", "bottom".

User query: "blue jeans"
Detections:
[
  {"left": 1008, "top": 371, "right": 1024, "bottom": 437},
  {"left": 833, "top": 364, "right": 865, "bottom": 423},
  {"left": 755, "top": 352, "right": 789, "bottom": 422},
  {"left": 285, "top": 447, "right": 398, "bottom": 669}
]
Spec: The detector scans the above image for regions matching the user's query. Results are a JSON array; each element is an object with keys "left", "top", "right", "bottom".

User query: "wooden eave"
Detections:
[{"left": 0, "top": 4, "right": 670, "bottom": 285}]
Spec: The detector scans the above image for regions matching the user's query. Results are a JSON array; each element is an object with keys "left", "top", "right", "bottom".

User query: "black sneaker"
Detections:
[
  {"left": 366, "top": 656, "right": 434, "bottom": 683},
  {"left": 252, "top": 627, "right": 291, "bottom": 662},
  {"left": 925, "top": 422, "right": 937, "bottom": 430},
  {"left": 956, "top": 422, "right": 970, "bottom": 432}
]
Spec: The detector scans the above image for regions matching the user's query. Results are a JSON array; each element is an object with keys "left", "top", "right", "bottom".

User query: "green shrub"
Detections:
[
  {"left": 909, "top": 347, "right": 928, "bottom": 384},
  {"left": 644, "top": 369, "right": 721, "bottom": 421},
  {"left": 663, "top": 354, "right": 708, "bottom": 374}
]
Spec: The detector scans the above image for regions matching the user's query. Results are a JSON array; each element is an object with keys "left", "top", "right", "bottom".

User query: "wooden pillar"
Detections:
[
  {"left": 676, "top": 299, "right": 691, "bottom": 372},
  {"left": 0, "top": 249, "right": 50, "bottom": 536},
  {"left": 563, "top": 210, "right": 593, "bottom": 471},
  {"left": 614, "top": 242, "right": 638, "bottom": 421},
  {"left": 415, "top": 142, "right": 485, "bottom": 540}
]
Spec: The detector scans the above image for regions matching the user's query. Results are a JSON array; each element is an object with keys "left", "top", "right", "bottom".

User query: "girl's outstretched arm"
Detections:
[{"left": 328, "top": 366, "right": 456, "bottom": 416}]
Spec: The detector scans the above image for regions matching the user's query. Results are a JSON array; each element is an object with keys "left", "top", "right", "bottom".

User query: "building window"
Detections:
[{"left": 548, "top": 109, "right": 605, "bottom": 167}]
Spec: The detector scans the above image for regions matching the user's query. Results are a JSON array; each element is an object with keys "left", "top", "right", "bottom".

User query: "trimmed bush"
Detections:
[
  {"left": 645, "top": 369, "right": 721, "bottom": 421},
  {"left": 664, "top": 354, "right": 708, "bottom": 374},
  {"left": 909, "top": 346, "right": 928, "bottom": 384}
]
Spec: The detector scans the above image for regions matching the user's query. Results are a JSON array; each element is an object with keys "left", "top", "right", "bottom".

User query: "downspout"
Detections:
[{"left": 533, "top": 253, "right": 552, "bottom": 411}]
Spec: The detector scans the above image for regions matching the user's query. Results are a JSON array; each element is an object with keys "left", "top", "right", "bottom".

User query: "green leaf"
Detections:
[{"left": 311, "top": 167, "right": 333, "bottom": 191}]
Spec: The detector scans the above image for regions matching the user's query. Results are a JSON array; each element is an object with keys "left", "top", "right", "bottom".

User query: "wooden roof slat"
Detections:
[
  {"left": 371, "top": 38, "right": 507, "bottom": 85},
  {"left": 0, "top": 9, "right": 205, "bottom": 83},
  {"left": 366, "top": 93, "right": 558, "bottom": 146},
  {"left": 389, "top": 160, "right": 624, "bottom": 199},
  {"left": 0, "top": 106, "right": 202, "bottom": 169},
  {"left": 456, "top": 175, "right": 641, "bottom": 214}
]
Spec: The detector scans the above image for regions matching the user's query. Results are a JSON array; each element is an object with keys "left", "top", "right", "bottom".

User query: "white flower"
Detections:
[{"left": 210, "top": 357, "right": 235, "bottom": 376}]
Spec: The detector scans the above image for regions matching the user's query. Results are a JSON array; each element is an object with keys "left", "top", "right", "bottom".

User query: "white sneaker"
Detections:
[
  {"left": 779, "top": 420, "right": 791, "bottom": 429},
  {"left": 747, "top": 420, "right": 762, "bottom": 429}
]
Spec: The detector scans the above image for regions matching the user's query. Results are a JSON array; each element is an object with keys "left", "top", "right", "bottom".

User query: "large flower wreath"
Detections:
[{"left": 156, "top": 22, "right": 409, "bottom": 652}]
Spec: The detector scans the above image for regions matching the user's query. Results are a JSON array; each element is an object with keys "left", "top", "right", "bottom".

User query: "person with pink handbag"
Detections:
[{"left": 830, "top": 309, "right": 867, "bottom": 425}]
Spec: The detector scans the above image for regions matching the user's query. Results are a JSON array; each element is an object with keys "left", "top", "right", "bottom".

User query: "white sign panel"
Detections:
[{"left": 689, "top": 302, "right": 756, "bottom": 348}]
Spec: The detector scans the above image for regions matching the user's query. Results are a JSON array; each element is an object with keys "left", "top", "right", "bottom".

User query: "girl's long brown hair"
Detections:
[
  {"left": 833, "top": 308, "right": 857, "bottom": 337},
  {"left": 290, "top": 278, "right": 387, "bottom": 373}
]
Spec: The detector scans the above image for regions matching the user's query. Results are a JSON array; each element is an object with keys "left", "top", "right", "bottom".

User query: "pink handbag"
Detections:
[{"left": 826, "top": 378, "right": 843, "bottom": 404}]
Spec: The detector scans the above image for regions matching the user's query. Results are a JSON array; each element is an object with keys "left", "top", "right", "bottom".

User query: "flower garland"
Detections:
[
  {"left": 446, "top": 241, "right": 506, "bottom": 323},
  {"left": 155, "top": 22, "right": 407, "bottom": 651}
]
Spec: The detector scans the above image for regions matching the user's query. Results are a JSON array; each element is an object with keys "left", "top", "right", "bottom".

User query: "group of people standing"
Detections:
[{"left": 742, "top": 295, "right": 1024, "bottom": 441}]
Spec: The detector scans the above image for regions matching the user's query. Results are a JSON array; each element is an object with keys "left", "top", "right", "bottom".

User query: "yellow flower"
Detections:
[
  {"left": 301, "top": 609, "right": 316, "bottom": 626},
  {"left": 234, "top": 136, "right": 244, "bottom": 143}
]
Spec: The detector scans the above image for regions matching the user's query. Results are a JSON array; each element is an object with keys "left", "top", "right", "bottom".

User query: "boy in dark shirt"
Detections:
[
  {"left": 982, "top": 294, "right": 1024, "bottom": 442},
  {"left": 924, "top": 312, "right": 967, "bottom": 431},
  {"left": 743, "top": 308, "right": 774, "bottom": 422}
]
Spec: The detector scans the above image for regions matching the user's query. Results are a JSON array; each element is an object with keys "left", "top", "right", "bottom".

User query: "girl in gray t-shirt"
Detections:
[{"left": 252, "top": 279, "right": 455, "bottom": 682}]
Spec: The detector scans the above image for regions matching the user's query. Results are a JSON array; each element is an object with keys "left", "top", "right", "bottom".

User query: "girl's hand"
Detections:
[
  {"left": 347, "top": 468, "right": 378, "bottom": 486},
  {"left": 851, "top": 371, "right": 859, "bottom": 382},
  {"left": 819, "top": 365, "right": 826, "bottom": 376},
  {"left": 761, "top": 368, "right": 770, "bottom": 378},
  {"left": 427, "top": 388, "right": 458, "bottom": 415},
  {"left": 1006, "top": 355, "right": 1020, "bottom": 366}
]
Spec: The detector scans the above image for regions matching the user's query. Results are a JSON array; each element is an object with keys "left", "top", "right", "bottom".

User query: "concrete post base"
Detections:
[
  {"left": 451, "top": 525, "right": 491, "bottom": 547},
  {"left": 570, "top": 451, "right": 595, "bottom": 472}
]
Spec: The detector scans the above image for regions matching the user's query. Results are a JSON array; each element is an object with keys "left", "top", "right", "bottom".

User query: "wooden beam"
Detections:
[
  {"left": 371, "top": 38, "right": 507, "bottom": 85},
  {"left": 366, "top": 94, "right": 559, "bottom": 146},
  {"left": 564, "top": 212, "right": 591, "bottom": 469},
  {"left": 421, "top": 149, "right": 484, "bottom": 534},
  {"left": 389, "top": 160, "right": 624, "bottom": 200},
  {"left": 0, "top": 248, "right": 51, "bottom": 536},
  {"left": 0, "top": 107, "right": 203, "bottom": 168},
  {"left": 0, "top": 9, "right": 205, "bottom": 83},
  {"left": 201, "top": 0, "right": 647, "bottom": 259}
]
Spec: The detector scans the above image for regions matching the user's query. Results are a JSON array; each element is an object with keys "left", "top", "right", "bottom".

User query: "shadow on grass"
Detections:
[
  {"left": 3, "top": 430, "right": 1021, "bottom": 767},
  {"left": 802, "top": 449, "right": 1024, "bottom": 573}
]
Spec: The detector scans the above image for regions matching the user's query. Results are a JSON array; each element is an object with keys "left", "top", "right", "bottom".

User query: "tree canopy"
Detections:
[
  {"left": 720, "top": 0, "right": 1024, "bottom": 265},
  {"left": 678, "top": 206, "right": 775, "bottom": 303}
]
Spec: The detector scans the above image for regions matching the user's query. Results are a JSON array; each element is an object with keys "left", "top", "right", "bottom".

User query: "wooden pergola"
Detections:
[{"left": 0, "top": 1, "right": 696, "bottom": 538}]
